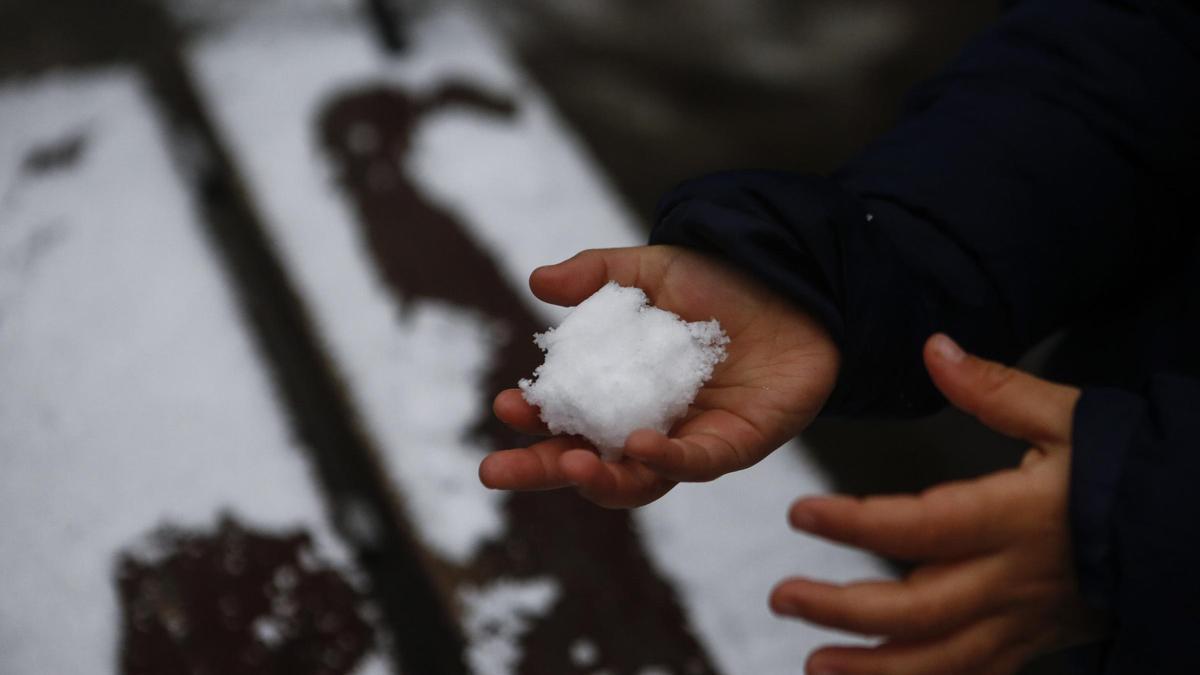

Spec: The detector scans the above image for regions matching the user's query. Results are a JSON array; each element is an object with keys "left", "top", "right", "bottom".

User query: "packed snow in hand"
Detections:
[{"left": 520, "top": 282, "right": 729, "bottom": 461}]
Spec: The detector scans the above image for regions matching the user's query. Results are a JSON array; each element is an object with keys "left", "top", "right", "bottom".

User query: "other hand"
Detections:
[{"left": 771, "top": 334, "right": 1107, "bottom": 675}]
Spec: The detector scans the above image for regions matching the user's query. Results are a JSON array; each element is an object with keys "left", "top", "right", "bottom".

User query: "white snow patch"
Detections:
[
  {"left": 352, "top": 650, "right": 395, "bottom": 675},
  {"left": 379, "top": 302, "right": 508, "bottom": 561},
  {"left": 460, "top": 577, "right": 561, "bottom": 675},
  {"left": 339, "top": 496, "right": 385, "bottom": 548},
  {"left": 568, "top": 637, "right": 599, "bottom": 668},
  {"left": 635, "top": 441, "right": 891, "bottom": 674},
  {"left": 520, "top": 282, "right": 727, "bottom": 458},
  {"left": 0, "top": 70, "right": 352, "bottom": 674},
  {"left": 253, "top": 614, "right": 287, "bottom": 648}
]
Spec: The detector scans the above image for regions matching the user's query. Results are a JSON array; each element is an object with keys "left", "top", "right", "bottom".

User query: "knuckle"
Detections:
[
  {"left": 894, "top": 594, "right": 940, "bottom": 637},
  {"left": 826, "top": 600, "right": 861, "bottom": 629},
  {"left": 693, "top": 448, "right": 723, "bottom": 482},
  {"left": 976, "top": 361, "right": 1020, "bottom": 400},
  {"left": 795, "top": 586, "right": 846, "bottom": 624},
  {"left": 839, "top": 505, "right": 874, "bottom": 546}
]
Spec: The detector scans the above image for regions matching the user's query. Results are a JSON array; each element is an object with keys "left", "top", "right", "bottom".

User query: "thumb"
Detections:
[
  {"left": 529, "top": 247, "right": 677, "bottom": 308},
  {"left": 924, "top": 334, "right": 1080, "bottom": 445}
]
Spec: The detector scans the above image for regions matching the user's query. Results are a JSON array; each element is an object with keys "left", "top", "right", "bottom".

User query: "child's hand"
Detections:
[
  {"left": 771, "top": 335, "right": 1106, "bottom": 675},
  {"left": 479, "top": 245, "right": 840, "bottom": 508}
]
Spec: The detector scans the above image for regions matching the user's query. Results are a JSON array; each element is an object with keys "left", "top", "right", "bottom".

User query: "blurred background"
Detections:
[{"left": 1, "top": 0, "right": 1072, "bottom": 674}]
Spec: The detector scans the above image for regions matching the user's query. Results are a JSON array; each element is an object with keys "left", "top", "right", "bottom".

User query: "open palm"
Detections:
[{"left": 478, "top": 245, "right": 840, "bottom": 507}]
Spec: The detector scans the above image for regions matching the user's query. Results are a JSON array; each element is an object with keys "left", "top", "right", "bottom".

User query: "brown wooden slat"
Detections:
[{"left": 117, "top": 518, "right": 376, "bottom": 675}]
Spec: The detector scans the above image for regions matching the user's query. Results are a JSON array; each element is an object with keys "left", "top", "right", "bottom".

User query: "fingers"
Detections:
[
  {"left": 621, "top": 431, "right": 727, "bottom": 483},
  {"left": 788, "top": 477, "right": 1021, "bottom": 560},
  {"left": 622, "top": 410, "right": 762, "bottom": 483},
  {"left": 924, "top": 334, "right": 1080, "bottom": 445},
  {"left": 559, "top": 449, "right": 676, "bottom": 508},
  {"left": 805, "top": 615, "right": 1026, "bottom": 675},
  {"left": 529, "top": 247, "right": 677, "bottom": 307},
  {"left": 479, "top": 437, "right": 675, "bottom": 507},
  {"left": 478, "top": 437, "right": 579, "bottom": 491},
  {"left": 770, "top": 558, "right": 1002, "bottom": 641},
  {"left": 487, "top": 391, "right": 681, "bottom": 507},
  {"left": 493, "top": 388, "right": 549, "bottom": 436}
]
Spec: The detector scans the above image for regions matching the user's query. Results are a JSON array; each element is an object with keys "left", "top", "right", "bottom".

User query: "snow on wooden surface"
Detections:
[
  {"left": 459, "top": 577, "right": 561, "bottom": 675},
  {"left": 186, "top": 9, "right": 511, "bottom": 565},
  {"left": 637, "top": 447, "right": 890, "bottom": 674},
  {"left": 0, "top": 69, "right": 382, "bottom": 675}
]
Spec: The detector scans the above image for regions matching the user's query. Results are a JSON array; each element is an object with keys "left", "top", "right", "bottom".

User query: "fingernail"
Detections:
[{"left": 931, "top": 333, "right": 965, "bottom": 363}]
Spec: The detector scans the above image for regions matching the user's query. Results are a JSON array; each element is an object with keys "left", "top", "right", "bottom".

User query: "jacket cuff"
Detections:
[
  {"left": 651, "top": 171, "right": 867, "bottom": 415},
  {"left": 652, "top": 171, "right": 854, "bottom": 345},
  {"left": 1069, "top": 387, "right": 1144, "bottom": 612}
]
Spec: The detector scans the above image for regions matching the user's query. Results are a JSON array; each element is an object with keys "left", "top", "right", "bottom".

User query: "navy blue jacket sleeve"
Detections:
[
  {"left": 1071, "top": 377, "right": 1200, "bottom": 673},
  {"left": 651, "top": 0, "right": 1199, "bottom": 417}
]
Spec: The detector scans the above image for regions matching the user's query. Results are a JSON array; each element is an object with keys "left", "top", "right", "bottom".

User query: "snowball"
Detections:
[{"left": 519, "top": 282, "right": 729, "bottom": 461}]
